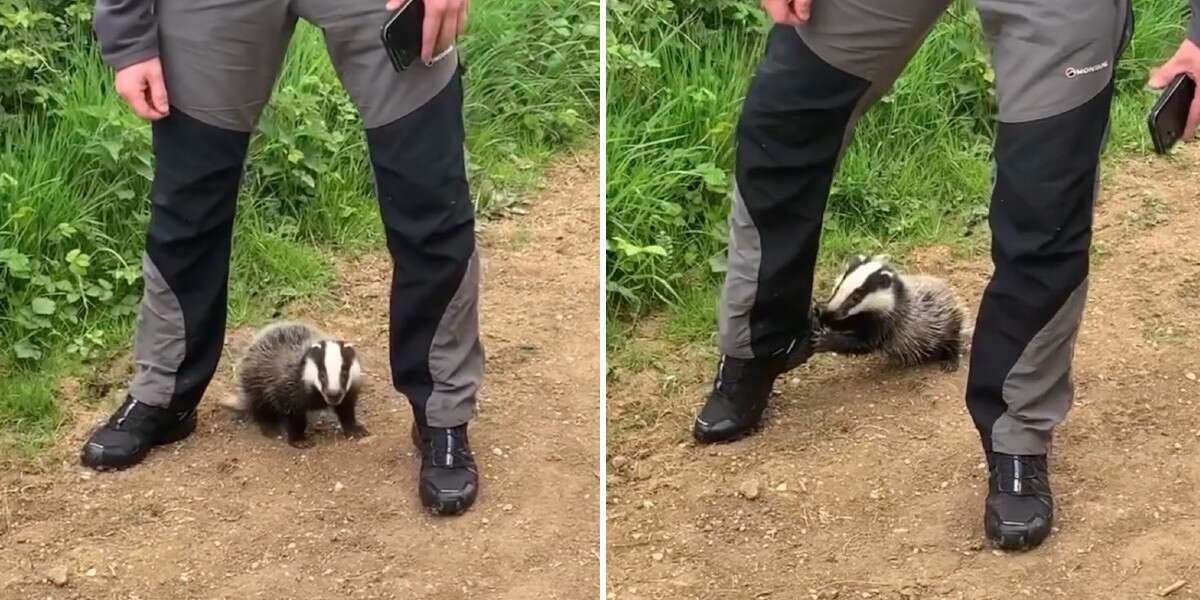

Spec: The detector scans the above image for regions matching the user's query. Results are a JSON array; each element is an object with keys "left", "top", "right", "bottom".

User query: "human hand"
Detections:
[
  {"left": 761, "top": 0, "right": 810, "bottom": 25},
  {"left": 1149, "top": 39, "right": 1200, "bottom": 140},
  {"left": 114, "top": 57, "right": 169, "bottom": 121},
  {"left": 385, "top": 0, "right": 468, "bottom": 64}
]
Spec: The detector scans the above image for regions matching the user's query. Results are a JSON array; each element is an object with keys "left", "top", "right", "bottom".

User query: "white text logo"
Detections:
[{"left": 1064, "top": 60, "right": 1109, "bottom": 79}]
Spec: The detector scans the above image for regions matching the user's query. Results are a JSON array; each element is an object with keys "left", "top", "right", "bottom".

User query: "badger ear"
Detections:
[
  {"left": 879, "top": 271, "right": 895, "bottom": 286},
  {"left": 343, "top": 342, "right": 355, "bottom": 349}
]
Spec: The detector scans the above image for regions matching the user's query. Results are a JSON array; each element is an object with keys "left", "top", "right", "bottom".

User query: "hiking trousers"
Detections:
[
  {"left": 96, "top": 0, "right": 484, "bottom": 428},
  {"left": 717, "top": 0, "right": 1133, "bottom": 455}
]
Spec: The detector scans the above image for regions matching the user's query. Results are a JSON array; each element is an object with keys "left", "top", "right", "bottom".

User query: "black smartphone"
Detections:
[
  {"left": 381, "top": 0, "right": 424, "bottom": 72},
  {"left": 1147, "top": 72, "right": 1196, "bottom": 155}
]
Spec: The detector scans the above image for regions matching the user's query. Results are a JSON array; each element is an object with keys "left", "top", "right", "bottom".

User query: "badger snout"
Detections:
[{"left": 323, "top": 389, "right": 347, "bottom": 406}]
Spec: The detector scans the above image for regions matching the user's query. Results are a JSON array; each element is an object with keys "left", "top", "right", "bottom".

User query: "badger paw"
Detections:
[{"left": 343, "top": 425, "right": 371, "bottom": 439}]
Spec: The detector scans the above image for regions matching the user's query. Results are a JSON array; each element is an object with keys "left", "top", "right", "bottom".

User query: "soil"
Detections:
[
  {"left": 607, "top": 145, "right": 1200, "bottom": 600},
  {"left": 0, "top": 151, "right": 601, "bottom": 600}
]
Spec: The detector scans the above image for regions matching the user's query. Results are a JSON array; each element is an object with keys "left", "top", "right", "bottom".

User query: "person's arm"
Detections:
[
  {"left": 93, "top": 0, "right": 158, "bottom": 71},
  {"left": 94, "top": 0, "right": 168, "bottom": 121}
]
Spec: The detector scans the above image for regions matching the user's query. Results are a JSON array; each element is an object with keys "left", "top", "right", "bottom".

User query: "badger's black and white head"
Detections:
[
  {"left": 301, "top": 340, "right": 361, "bottom": 406},
  {"left": 821, "top": 254, "right": 901, "bottom": 321}
]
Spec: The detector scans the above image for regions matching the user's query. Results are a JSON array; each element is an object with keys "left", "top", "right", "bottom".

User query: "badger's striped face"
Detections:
[
  {"left": 823, "top": 255, "right": 896, "bottom": 321},
  {"left": 301, "top": 340, "right": 361, "bottom": 406}
]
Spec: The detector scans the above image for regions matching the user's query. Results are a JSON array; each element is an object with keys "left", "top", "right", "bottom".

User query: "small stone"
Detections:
[
  {"left": 46, "top": 566, "right": 69, "bottom": 587},
  {"left": 651, "top": 552, "right": 664, "bottom": 562},
  {"left": 85, "top": 568, "right": 97, "bottom": 578},
  {"left": 288, "top": 543, "right": 297, "bottom": 550},
  {"left": 180, "top": 573, "right": 190, "bottom": 583},
  {"left": 641, "top": 500, "right": 654, "bottom": 509},
  {"left": 631, "top": 463, "right": 652, "bottom": 481},
  {"left": 610, "top": 455, "right": 629, "bottom": 469},
  {"left": 739, "top": 479, "right": 760, "bottom": 500},
  {"left": 775, "top": 483, "right": 787, "bottom": 492},
  {"left": 334, "top": 482, "right": 345, "bottom": 493},
  {"left": 492, "top": 448, "right": 504, "bottom": 457},
  {"left": 1187, "top": 372, "right": 1197, "bottom": 381},
  {"left": 502, "top": 504, "right": 514, "bottom": 512}
]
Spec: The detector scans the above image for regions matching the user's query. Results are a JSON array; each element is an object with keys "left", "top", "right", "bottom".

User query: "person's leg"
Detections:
[
  {"left": 969, "top": 0, "right": 1132, "bottom": 550},
  {"left": 81, "top": 0, "right": 296, "bottom": 471},
  {"left": 295, "top": 0, "right": 482, "bottom": 515},
  {"left": 695, "top": 0, "right": 952, "bottom": 443}
]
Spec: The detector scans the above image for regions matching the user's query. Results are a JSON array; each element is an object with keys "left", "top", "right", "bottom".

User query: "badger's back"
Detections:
[
  {"left": 884, "top": 275, "right": 965, "bottom": 366},
  {"left": 233, "top": 322, "right": 326, "bottom": 412}
]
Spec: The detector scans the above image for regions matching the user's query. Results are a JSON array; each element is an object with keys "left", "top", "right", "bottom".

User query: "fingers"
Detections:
[
  {"left": 421, "top": 1, "right": 443, "bottom": 63},
  {"left": 1149, "top": 58, "right": 1182, "bottom": 89},
  {"left": 120, "top": 86, "right": 157, "bottom": 121},
  {"left": 385, "top": 0, "right": 402, "bottom": 9},
  {"left": 791, "top": 0, "right": 811, "bottom": 23},
  {"left": 761, "top": 0, "right": 801, "bottom": 25},
  {"left": 437, "top": 7, "right": 458, "bottom": 58},
  {"left": 146, "top": 66, "right": 170, "bottom": 117},
  {"left": 1185, "top": 87, "right": 1200, "bottom": 140}
]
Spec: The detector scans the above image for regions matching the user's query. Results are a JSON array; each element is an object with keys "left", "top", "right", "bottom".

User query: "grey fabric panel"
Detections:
[
  {"left": 156, "top": 0, "right": 295, "bottom": 132},
  {"left": 93, "top": 0, "right": 159, "bottom": 70},
  {"left": 425, "top": 248, "right": 485, "bottom": 427},
  {"left": 976, "top": 0, "right": 1125, "bottom": 123},
  {"left": 295, "top": 0, "right": 459, "bottom": 129},
  {"left": 717, "top": 183, "right": 761, "bottom": 360},
  {"left": 793, "top": 0, "right": 952, "bottom": 83},
  {"left": 812, "top": 0, "right": 951, "bottom": 164},
  {"left": 128, "top": 254, "right": 188, "bottom": 408},
  {"left": 992, "top": 281, "right": 1088, "bottom": 455},
  {"left": 1191, "top": 0, "right": 1200, "bottom": 44}
]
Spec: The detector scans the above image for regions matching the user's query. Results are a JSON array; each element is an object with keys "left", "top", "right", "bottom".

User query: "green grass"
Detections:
[
  {"left": 606, "top": 0, "right": 1191, "bottom": 325},
  {"left": 0, "top": 0, "right": 598, "bottom": 453}
]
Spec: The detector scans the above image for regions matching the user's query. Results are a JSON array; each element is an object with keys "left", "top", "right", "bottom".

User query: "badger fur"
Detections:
[
  {"left": 219, "top": 321, "right": 367, "bottom": 448},
  {"left": 811, "top": 254, "right": 967, "bottom": 371}
]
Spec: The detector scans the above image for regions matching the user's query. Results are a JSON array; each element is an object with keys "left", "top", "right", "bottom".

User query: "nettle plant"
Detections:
[{"left": 0, "top": 0, "right": 91, "bottom": 113}]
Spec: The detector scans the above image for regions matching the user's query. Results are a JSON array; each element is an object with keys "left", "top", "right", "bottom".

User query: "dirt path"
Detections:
[
  {"left": 0, "top": 151, "right": 600, "bottom": 600},
  {"left": 607, "top": 146, "right": 1200, "bottom": 600}
]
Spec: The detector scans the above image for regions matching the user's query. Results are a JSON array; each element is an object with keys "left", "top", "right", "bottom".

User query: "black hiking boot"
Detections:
[
  {"left": 984, "top": 452, "right": 1054, "bottom": 551},
  {"left": 80, "top": 396, "right": 197, "bottom": 471},
  {"left": 412, "top": 423, "right": 479, "bottom": 516},
  {"left": 692, "top": 337, "right": 813, "bottom": 444}
]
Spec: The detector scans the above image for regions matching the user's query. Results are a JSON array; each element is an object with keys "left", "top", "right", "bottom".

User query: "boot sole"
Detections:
[{"left": 985, "top": 518, "right": 1051, "bottom": 552}]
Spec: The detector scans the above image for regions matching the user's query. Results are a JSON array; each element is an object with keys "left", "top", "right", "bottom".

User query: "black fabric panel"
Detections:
[
  {"left": 364, "top": 69, "right": 473, "bottom": 424},
  {"left": 966, "top": 80, "right": 1115, "bottom": 452},
  {"left": 149, "top": 109, "right": 250, "bottom": 411},
  {"left": 737, "top": 26, "right": 871, "bottom": 358}
]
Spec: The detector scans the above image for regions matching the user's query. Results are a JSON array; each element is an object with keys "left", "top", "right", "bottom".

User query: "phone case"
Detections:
[
  {"left": 1147, "top": 73, "right": 1196, "bottom": 155},
  {"left": 380, "top": 0, "right": 421, "bottom": 72}
]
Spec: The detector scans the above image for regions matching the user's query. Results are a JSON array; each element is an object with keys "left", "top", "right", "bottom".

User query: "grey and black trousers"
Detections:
[
  {"left": 718, "top": 0, "right": 1138, "bottom": 456},
  {"left": 94, "top": 0, "right": 484, "bottom": 429}
]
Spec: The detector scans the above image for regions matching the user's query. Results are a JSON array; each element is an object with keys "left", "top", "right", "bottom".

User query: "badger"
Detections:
[
  {"left": 218, "top": 321, "right": 368, "bottom": 448},
  {"left": 810, "top": 254, "right": 967, "bottom": 371}
]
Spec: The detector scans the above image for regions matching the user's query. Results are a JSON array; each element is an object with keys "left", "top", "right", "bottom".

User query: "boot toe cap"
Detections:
[
  {"left": 80, "top": 430, "right": 147, "bottom": 471},
  {"left": 692, "top": 417, "right": 746, "bottom": 444},
  {"left": 420, "top": 469, "right": 479, "bottom": 516},
  {"left": 985, "top": 504, "right": 1053, "bottom": 551}
]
